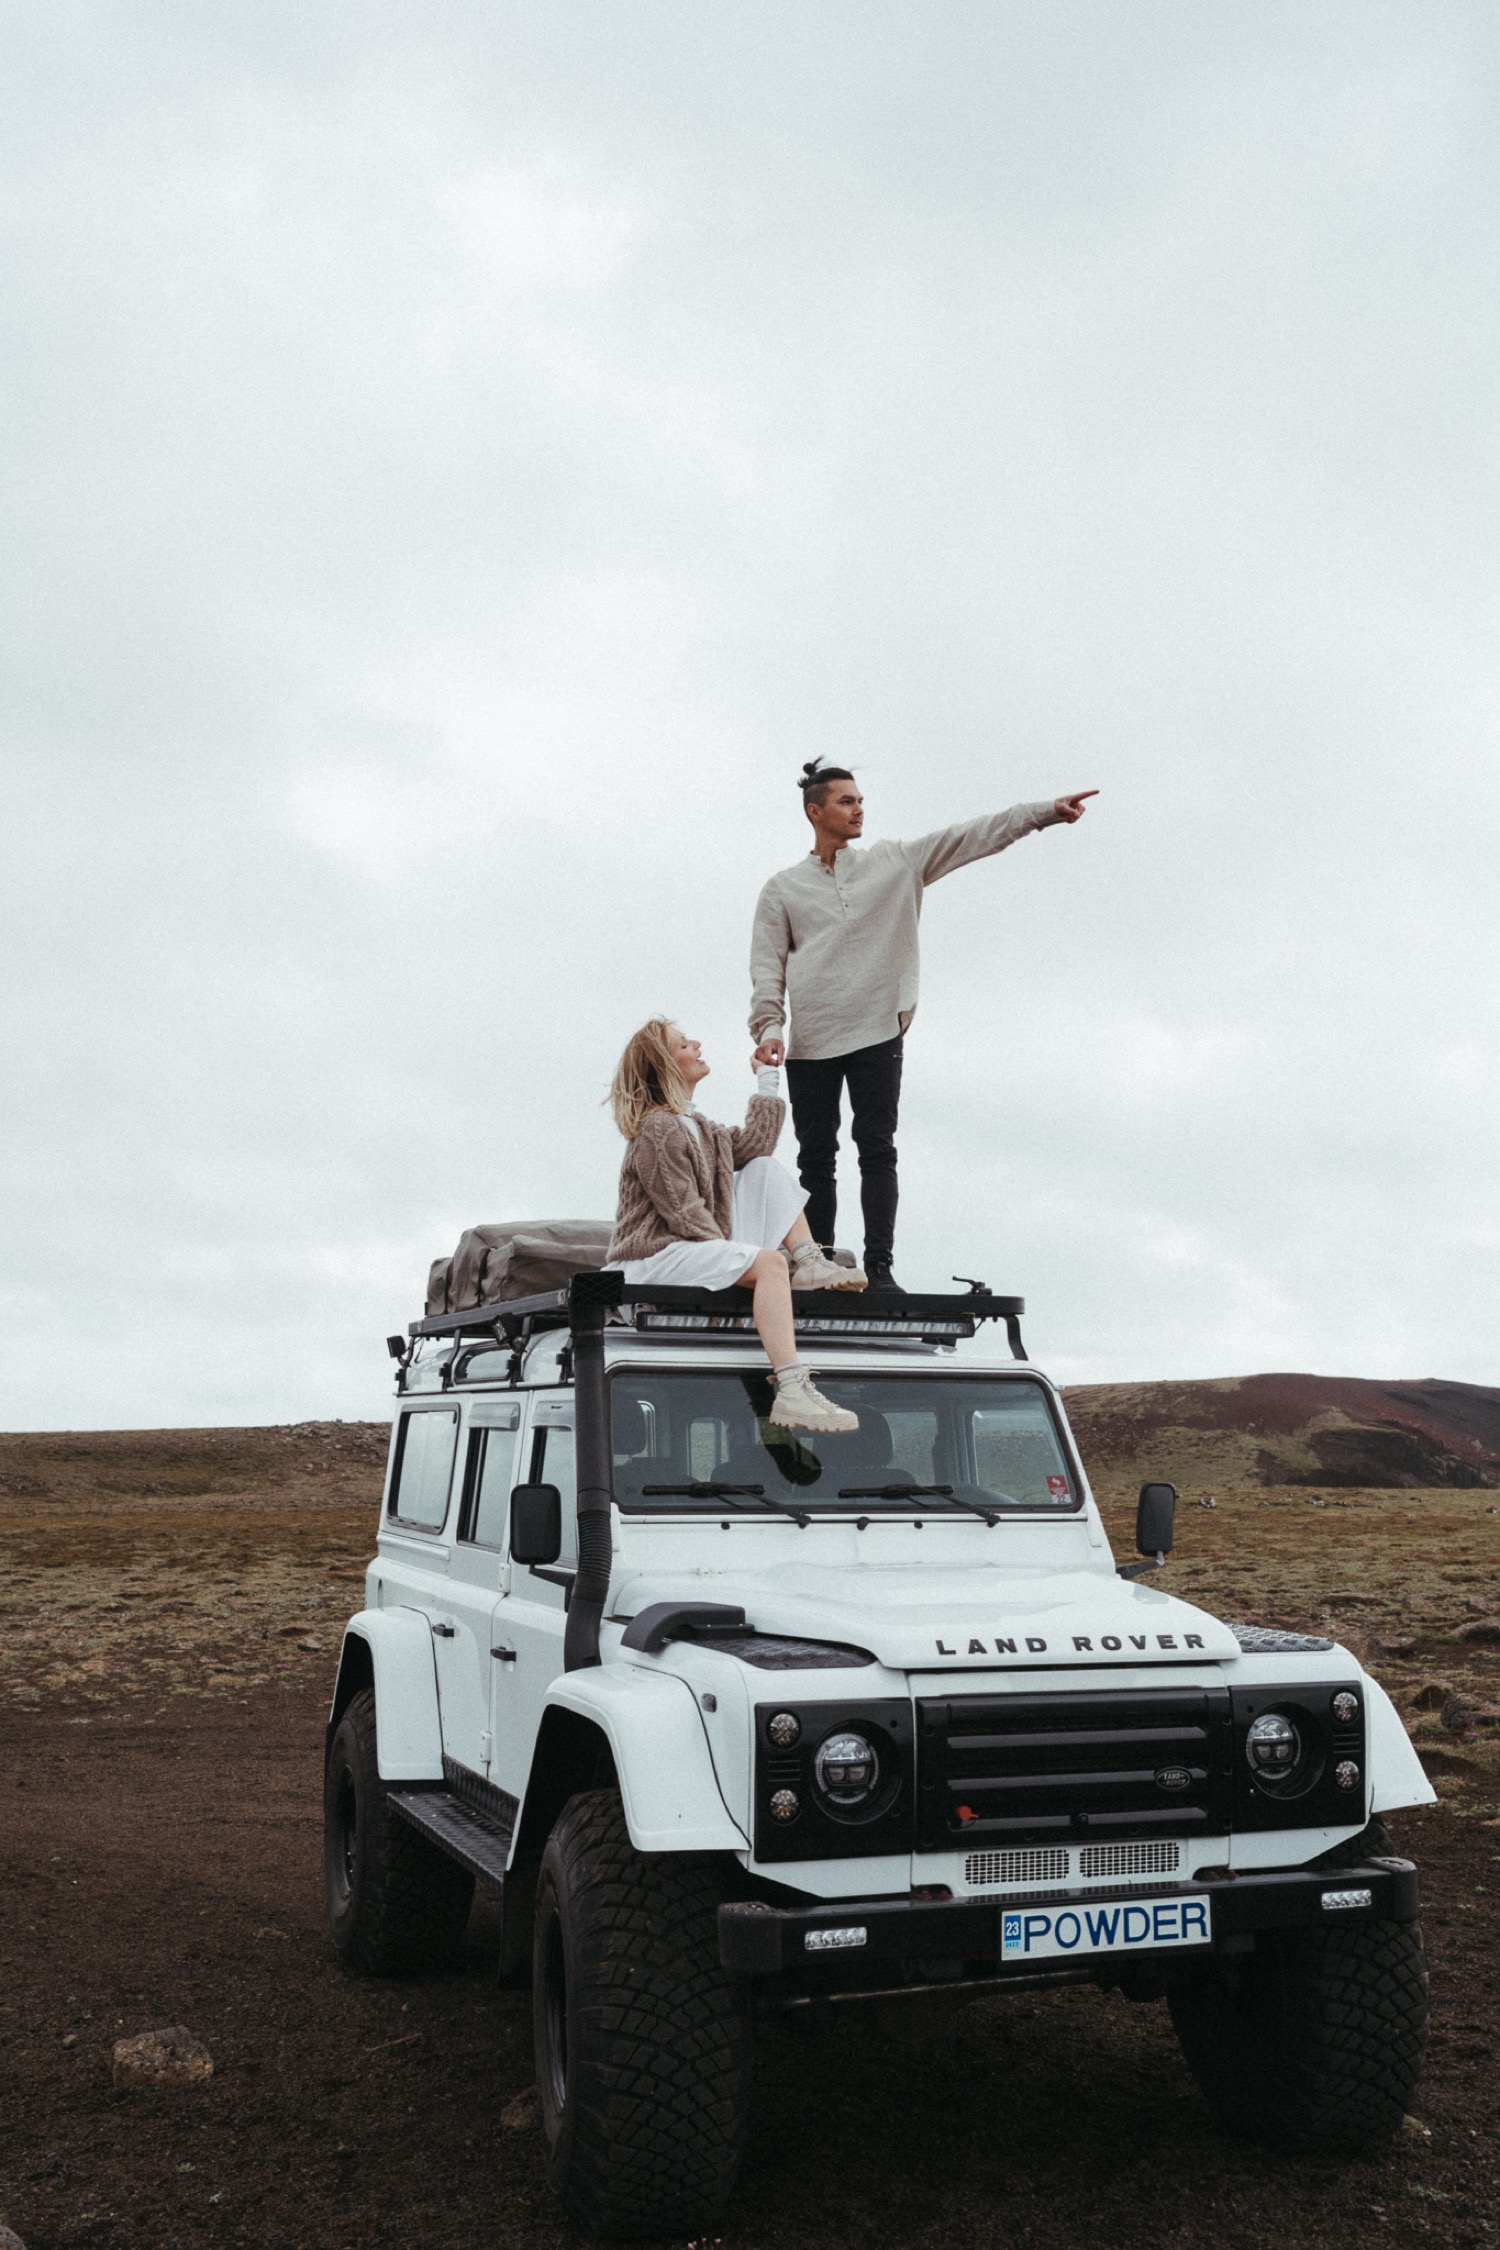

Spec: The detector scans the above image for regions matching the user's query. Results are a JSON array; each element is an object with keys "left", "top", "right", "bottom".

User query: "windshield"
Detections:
[{"left": 608, "top": 1368, "right": 1080, "bottom": 1516}]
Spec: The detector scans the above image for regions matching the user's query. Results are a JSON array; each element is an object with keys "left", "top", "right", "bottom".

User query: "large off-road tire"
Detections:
[
  {"left": 323, "top": 1688, "right": 474, "bottom": 1975},
  {"left": 1170, "top": 1913, "right": 1429, "bottom": 2152},
  {"left": 532, "top": 1790, "right": 750, "bottom": 2239}
]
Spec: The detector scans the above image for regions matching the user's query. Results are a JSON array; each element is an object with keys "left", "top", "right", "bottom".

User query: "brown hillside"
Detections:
[
  {"left": 0, "top": 1421, "right": 390, "bottom": 1513},
  {"left": 1063, "top": 1373, "right": 1500, "bottom": 1490}
]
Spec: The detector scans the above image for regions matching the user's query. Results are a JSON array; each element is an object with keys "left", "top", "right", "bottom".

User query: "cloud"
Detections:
[{"left": 2, "top": 1, "right": 1497, "bottom": 1426}]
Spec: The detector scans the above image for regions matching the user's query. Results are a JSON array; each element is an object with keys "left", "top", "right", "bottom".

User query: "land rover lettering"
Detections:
[{"left": 933, "top": 1628, "right": 1207, "bottom": 1660}]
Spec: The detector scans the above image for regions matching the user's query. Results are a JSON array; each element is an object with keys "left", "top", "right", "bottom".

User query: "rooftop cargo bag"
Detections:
[{"left": 426, "top": 1220, "right": 614, "bottom": 1315}]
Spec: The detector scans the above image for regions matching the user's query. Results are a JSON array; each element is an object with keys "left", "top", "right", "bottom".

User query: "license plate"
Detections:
[{"left": 1001, "top": 1895, "right": 1212, "bottom": 1962}]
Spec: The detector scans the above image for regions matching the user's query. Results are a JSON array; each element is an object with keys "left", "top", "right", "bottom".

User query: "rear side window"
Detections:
[
  {"left": 458, "top": 1417, "right": 522, "bottom": 1548},
  {"left": 388, "top": 1409, "right": 460, "bottom": 1530}
]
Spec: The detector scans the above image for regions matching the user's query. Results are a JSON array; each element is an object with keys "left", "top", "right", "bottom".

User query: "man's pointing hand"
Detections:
[{"left": 1054, "top": 790, "right": 1099, "bottom": 824}]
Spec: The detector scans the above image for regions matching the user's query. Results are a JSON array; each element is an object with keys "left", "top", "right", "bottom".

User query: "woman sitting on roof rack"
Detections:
[{"left": 607, "top": 1017, "right": 863, "bottom": 1435}]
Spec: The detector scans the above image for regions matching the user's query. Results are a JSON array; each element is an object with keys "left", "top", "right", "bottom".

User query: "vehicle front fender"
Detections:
[
  {"left": 544, "top": 1667, "right": 749, "bottom": 1852},
  {"left": 1365, "top": 1672, "right": 1437, "bottom": 1814},
  {"left": 331, "top": 1610, "right": 444, "bottom": 1783}
]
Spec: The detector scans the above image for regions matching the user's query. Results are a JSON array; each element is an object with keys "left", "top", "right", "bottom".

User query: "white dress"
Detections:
[{"left": 609, "top": 1084, "right": 808, "bottom": 1291}]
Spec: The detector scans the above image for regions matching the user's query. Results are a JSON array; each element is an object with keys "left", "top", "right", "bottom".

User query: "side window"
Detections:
[
  {"left": 388, "top": 1409, "right": 460, "bottom": 1530},
  {"left": 455, "top": 1344, "right": 509, "bottom": 1384},
  {"left": 531, "top": 1426, "right": 579, "bottom": 1570},
  {"left": 458, "top": 1424, "right": 522, "bottom": 1547}
]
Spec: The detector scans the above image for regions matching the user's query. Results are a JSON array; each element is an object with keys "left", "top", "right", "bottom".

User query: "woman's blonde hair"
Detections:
[{"left": 609, "top": 1017, "right": 689, "bottom": 1140}]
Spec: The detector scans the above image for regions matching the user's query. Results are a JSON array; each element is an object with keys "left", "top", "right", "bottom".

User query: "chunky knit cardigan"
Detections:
[{"left": 609, "top": 1096, "right": 784, "bottom": 1264}]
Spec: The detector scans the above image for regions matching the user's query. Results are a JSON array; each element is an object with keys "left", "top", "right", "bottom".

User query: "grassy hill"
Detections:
[{"left": 1063, "top": 1373, "right": 1500, "bottom": 1491}]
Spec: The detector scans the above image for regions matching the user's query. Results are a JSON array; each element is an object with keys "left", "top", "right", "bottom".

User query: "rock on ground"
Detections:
[
  {"left": 500, "top": 2089, "right": 539, "bottom": 2131},
  {"left": 0, "top": 2225, "right": 29, "bottom": 2249},
  {"left": 1442, "top": 1691, "right": 1500, "bottom": 1735},
  {"left": 111, "top": 2025, "right": 214, "bottom": 2088}
]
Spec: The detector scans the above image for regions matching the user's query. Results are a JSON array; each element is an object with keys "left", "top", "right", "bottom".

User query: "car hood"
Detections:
[{"left": 611, "top": 1560, "right": 1241, "bottom": 1670}]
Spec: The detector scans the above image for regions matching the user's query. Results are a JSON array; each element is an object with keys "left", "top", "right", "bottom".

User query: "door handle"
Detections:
[
  {"left": 490, "top": 1645, "right": 517, "bottom": 1662},
  {"left": 432, "top": 1622, "right": 456, "bottom": 1639}
]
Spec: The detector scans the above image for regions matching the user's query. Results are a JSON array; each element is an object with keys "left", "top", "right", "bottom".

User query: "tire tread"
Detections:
[
  {"left": 324, "top": 1689, "right": 474, "bottom": 1976},
  {"left": 1171, "top": 1915, "right": 1429, "bottom": 2152},
  {"left": 537, "top": 1789, "right": 749, "bottom": 2237}
]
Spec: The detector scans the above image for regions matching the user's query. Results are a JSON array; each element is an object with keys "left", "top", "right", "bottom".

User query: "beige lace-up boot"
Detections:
[
  {"left": 768, "top": 1367, "right": 859, "bottom": 1433},
  {"left": 789, "top": 1243, "right": 868, "bottom": 1291}
]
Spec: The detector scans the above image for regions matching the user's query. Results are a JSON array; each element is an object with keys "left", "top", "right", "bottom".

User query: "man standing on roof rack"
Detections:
[{"left": 749, "top": 764, "right": 1097, "bottom": 1292}]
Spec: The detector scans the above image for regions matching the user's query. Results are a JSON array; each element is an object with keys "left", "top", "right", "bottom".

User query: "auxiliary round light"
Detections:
[
  {"left": 1334, "top": 1760, "right": 1361, "bottom": 1791},
  {"left": 1245, "top": 1711, "right": 1301, "bottom": 1785},
  {"left": 813, "top": 1730, "right": 879, "bottom": 1809},
  {"left": 769, "top": 1788, "right": 801, "bottom": 1822},
  {"left": 1331, "top": 1691, "right": 1360, "bottom": 1726},
  {"left": 768, "top": 1711, "right": 801, "bottom": 1748}
]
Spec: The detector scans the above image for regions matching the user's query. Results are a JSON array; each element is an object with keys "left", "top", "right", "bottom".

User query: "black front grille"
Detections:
[{"left": 916, "top": 1688, "right": 1234, "bottom": 1850}]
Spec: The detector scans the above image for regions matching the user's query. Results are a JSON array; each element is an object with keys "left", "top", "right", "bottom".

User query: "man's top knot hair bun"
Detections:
[{"left": 799, "top": 759, "right": 855, "bottom": 798}]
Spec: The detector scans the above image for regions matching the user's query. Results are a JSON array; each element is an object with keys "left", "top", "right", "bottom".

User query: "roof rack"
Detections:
[
  {"left": 409, "top": 1273, "right": 1028, "bottom": 1361},
  {"left": 406, "top": 1273, "right": 1029, "bottom": 1676}
]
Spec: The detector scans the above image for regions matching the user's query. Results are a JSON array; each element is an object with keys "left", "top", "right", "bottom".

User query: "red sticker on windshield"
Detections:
[{"left": 1046, "top": 1475, "right": 1070, "bottom": 1500}]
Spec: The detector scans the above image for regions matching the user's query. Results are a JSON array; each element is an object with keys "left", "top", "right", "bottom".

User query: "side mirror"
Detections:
[
  {"left": 1136, "top": 1481, "right": 1177, "bottom": 1561},
  {"left": 509, "top": 1483, "right": 563, "bottom": 1566}
]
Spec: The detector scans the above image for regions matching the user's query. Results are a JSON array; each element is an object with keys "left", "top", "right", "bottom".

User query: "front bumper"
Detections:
[{"left": 718, "top": 1857, "right": 1419, "bottom": 1979}]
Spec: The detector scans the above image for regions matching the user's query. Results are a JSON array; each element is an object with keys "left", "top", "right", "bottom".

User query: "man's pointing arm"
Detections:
[{"left": 906, "top": 792, "right": 1098, "bottom": 883}]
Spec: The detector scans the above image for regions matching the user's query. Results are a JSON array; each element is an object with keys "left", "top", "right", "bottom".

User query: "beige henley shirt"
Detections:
[{"left": 748, "top": 800, "right": 1061, "bottom": 1063}]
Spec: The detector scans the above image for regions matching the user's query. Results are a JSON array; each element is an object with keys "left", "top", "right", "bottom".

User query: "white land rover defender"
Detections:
[{"left": 324, "top": 1267, "right": 1433, "bottom": 2239}]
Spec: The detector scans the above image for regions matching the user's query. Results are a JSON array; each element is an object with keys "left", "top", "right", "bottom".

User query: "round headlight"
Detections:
[
  {"left": 1332, "top": 1691, "right": 1360, "bottom": 1726},
  {"left": 769, "top": 1787, "right": 800, "bottom": 1822},
  {"left": 767, "top": 1711, "right": 801, "bottom": 1748},
  {"left": 1245, "top": 1711, "right": 1301, "bottom": 1785},
  {"left": 1335, "top": 1759, "right": 1361, "bottom": 1791},
  {"left": 813, "top": 1730, "right": 879, "bottom": 1809}
]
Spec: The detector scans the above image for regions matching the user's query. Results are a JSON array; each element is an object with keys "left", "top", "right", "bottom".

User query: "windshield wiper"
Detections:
[
  {"left": 643, "top": 1482, "right": 764, "bottom": 1499},
  {"left": 640, "top": 1482, "right": 811, "bottom": 1526},
  {"left": 838, "top": 1482, "right": 1000, "bottom": 1526}
]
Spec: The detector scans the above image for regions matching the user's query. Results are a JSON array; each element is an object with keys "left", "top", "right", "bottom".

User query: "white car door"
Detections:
[
  {"left": 430, "top": 1399, "right": 522, "bottom": 1780},
  {"left": 490, "top": 1393, "right": 578, "bottom": 1808}
]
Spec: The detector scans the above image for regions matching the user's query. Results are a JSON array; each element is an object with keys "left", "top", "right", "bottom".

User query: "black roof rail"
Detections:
[{"left": 408, "top": 1274, "right": 1028, "bottom": 1361}]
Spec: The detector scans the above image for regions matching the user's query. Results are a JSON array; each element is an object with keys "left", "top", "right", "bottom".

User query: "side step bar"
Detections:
[{"left": 388, "top": 1780, "right": 515, "bottom": 1885}]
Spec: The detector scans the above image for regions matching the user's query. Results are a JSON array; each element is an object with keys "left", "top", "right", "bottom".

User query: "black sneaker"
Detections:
[{"left": 864, "top": 1262, "right": 906, "bottom": 1296}]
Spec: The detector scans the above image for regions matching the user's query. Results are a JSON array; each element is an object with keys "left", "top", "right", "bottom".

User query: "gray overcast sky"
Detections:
[{"left": 3, "top": 2, "right": 1496, "bottom": 1429}]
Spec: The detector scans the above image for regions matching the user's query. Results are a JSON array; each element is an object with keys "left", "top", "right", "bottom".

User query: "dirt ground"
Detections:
[{"left": 2, "top": 1427, "right": 1499, "bottom": 2249}]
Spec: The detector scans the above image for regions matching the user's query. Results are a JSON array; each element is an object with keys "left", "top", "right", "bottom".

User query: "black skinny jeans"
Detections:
[{"left": 785, "top": 1033, "right": 903, "bottom": 1267}]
